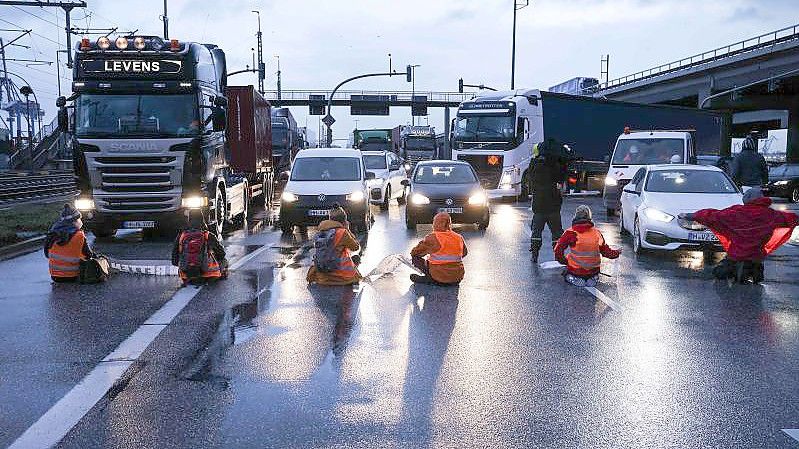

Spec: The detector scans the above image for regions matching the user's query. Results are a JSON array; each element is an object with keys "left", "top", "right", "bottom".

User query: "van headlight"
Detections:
[
  {"left": 411, "top": 193, "right": 430, "bottom": 205},
  {"left": 181, "top": 195, "right": 208, "bottom": 209},
  {"left": 468, "top": 191, "right": 487, "bottom": 206},
  {"left": 605, "top": 176, "right": 618, "bottom": 186},
  {"left": 281, "top": 191, "right": 298, "bottom": 203},
  {"left": 75, "top": 197, "right": 95, "bottom": 211},
  {"left": 644, "top": 207, "right": 674, "bottom": 222},
  {"left": 347, "top": 190, "right": 365, "bottom": 202}
]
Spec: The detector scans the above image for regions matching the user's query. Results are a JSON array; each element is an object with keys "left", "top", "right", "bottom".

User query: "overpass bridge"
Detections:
[
  {"left": 262, "top": 90, "right": 472, "bottom": 108},
  {"left": 591, "top": 23, "right": 799, "bottom": 162}
]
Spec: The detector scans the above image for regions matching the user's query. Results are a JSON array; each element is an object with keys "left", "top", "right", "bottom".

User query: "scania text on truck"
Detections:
[
  {"left": 451, "top": 90, "right": 730, "bottom": 200},
  {"left": 58, "top": 35, "right": 261, "bottom": 237}
]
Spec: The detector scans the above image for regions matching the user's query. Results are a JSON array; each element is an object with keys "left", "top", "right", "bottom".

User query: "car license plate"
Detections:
[
  {"left": 688, "top": 231, "right": 718, "bottom": 242},
  {"left": 307, "top": 209, "right": 331, "bottom": 217},
  {"left": 122, "top": 220, "right": 156, "bottom": 229},
  {"left": 437, "top": 207, "right": 463, "bottom": 214}
]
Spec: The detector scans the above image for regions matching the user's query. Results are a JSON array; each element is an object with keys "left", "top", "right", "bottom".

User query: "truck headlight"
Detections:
[
  {"left": 181, "top": 196, "right": 208, "bottom": 209},
  {"left": 281, "top": 191, "right": 298, "bottom": 203},
  {"left": 775, "top": 180, "right": 789, "bottom": 186},
  {"left": 605, "top": 176, "right": 618, "bottom": 186},
  {"left": 347, "top": 190, "right": 365, "bottom": 202},
  {"left": 75, "top": 198, "right": 95, "bottom": 211},
  {"left": 468, "top": 191, "right": 487, "bottom": 206},
  {"left": 644, "top": 208, "right": 674, "bottom": 222},
  {"left": 411, "top": 193, "right": 430, "bottom": 205}
]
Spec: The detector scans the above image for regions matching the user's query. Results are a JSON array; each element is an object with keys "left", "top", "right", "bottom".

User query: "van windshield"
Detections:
[
  {"left": 291, "top": 157, "right": 361, "bottom": 181},
  {"left": 612, "top": 138, "right": 685, "bottom": 165}
]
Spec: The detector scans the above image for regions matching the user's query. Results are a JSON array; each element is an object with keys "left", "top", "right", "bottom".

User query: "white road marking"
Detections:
[
  {"left": 8, "top": 242, "right": 271, "bottom": 449},
  {"left": 783, "top": 429, "right": 799, "bottom": 442},
  {"left": 539, "top": 261, "right": 563, "bottom": 269},
  {"left": 584, "top": 286, "right": 624, "bottom": 311}
]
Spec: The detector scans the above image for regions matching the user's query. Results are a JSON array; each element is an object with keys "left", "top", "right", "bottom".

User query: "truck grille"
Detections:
[
  {"left": 457, "top": 154, "right": 503, "bottom": 189},
  {"left": 86, "top": 153, "right": 184, "bottom": 213}
]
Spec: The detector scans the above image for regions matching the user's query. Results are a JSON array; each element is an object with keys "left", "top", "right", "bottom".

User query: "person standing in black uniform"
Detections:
[{"left": 528, "top": 139, "right": 567, "bottom": 263}]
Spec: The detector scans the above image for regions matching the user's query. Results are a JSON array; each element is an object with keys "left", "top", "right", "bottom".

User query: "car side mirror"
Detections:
[
  {"left": 401, "top": 179, "right": 410, "bottom": 186},
  {"left": 365, "top": 171, "right": 376, "bottom": 180}
]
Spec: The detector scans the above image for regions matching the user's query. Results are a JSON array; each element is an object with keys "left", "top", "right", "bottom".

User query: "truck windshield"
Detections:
[
  {"left": 454, "top": 115, "right": 515, "bottom": 142},
  {"left": 405, "top": 137, "right": 435, "bottom": 151},
  {"left": 612, "top": 138, "right": 685, "bottom": 165},
  {"left": 75, "top": 94, "right": 198, "bottom": 138},
  {"left": 272, "top": 126, "right": 289, "bottom": 153},
  {"left": 363, "top": 155, "right": 387, "bottom": 170},
  {"left": 645, "top": 170, "right": 737, "bottom": 194},
  {"left": 291, "top": 157, "right": 362, "bottom": 181}
]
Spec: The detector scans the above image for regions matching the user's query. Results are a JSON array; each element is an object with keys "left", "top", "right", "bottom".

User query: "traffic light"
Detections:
[
  {"left": 406, "top": 65, "right": 412, "bottom": 82},
  {"left": 459, "top": 78, "right": 464, "bottom": 93}
]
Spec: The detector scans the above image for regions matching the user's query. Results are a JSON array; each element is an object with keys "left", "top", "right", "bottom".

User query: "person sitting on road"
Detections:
[
  {"left": 307, "top": 207, "right": 362, "bottom": 286},
  {"left": 172, "top": 210, "right": 227, "bottom": 285},
  {"left": 680, "top": 188, "right": 798, "bottom": 284},
  {"left": 409, "top": 212, "right": 468, "bottom": 286},
  {"left": 44, "top": 203, "right": 94, "bottom": 283},
  {"left": 554, "top": 205, "right": 621, "bottom": 287}
]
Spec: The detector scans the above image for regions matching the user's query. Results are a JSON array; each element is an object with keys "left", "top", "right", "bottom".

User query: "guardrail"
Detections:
[
  {"left": 593, "top": 23, "right": 799, "bottom": 92},
  {"left": 7, "top": 116, "right": 64, "bottom": 170}
]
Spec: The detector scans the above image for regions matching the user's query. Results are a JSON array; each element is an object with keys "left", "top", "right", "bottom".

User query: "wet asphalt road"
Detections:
[{"left": 1, "top": 197, "right": 799, "bottom": 448}]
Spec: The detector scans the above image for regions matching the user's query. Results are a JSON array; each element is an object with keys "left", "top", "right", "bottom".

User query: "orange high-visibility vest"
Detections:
[
  {"left": 429, "top": 231, "right": 464, "bottom": 265},
  {"left": 49, "top": 230, "right": 87, "bottom": 279},
  {"left": 566, "top": 227, "right": 603, "bottom": 272},
  {"left": 178, "top": 231, "right": 222, "bottom": 280},
  {"left": 331, "top": 228, "right": 358, "bottom": 280}
]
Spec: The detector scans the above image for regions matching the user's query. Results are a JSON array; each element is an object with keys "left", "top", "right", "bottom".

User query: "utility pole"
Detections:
[
  {"left": 162, "top": 0, "right": 169, "bottom": 39},
  {"left": 274, "top": 55, "right": 281, "bottom": 105},
  {"left": 511, "top": 0, "right": 529, "bottom": 90},
  {"left": 252, "top": 11, "right": 264, "bottom": 95},
  {"left": 56, "top": 50, "right": 69, "bottom": 97}
]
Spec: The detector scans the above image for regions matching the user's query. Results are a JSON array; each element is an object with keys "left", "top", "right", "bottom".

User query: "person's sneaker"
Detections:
[{"left": 410, "top": 274, "right": 423, "bottom": 283}]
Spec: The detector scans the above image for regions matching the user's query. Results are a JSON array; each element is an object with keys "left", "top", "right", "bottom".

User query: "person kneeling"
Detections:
[
  {"left": 307, "top": 207, "right": 362, "bottom": 286},
  {"left": 681, "top": 188, "right": 798, "bottom": 284},
  {"left": 409, "top": 212, "right": 467, "bottom": 286},
  {"left": 172, "top": 210, "right": 228, "bottom": 285},
  {"left": 554, "top": 205, "right": 620, "bottom": 287},
  {"left": 45, "top": 204, "right": 94, "bottom": 283}
]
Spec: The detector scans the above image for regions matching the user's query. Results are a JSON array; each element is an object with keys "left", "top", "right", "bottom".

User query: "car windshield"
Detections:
[
  {"left": 291, "top": 157, "right": 361, "bottom": 181},
  {"left": 405, "top": 137, "right": 435, "bottom": 151},
  {"left": 75, "top": 94, "right": 198, "bottom": 138},
  {"left": 454, "top": 114, "right": 515, "bottom": 142},
  {"left": 414, "top": 165, "right": 477, "bottom": 184},
  {"left": 612, "top": 138, "right": 685, "bottom": 165},
  {"left": 363, "top": 155, "right": 387, "bottom": 169},
  {"left": 645, "top": 170, "right": 738, "bottom": 194}
]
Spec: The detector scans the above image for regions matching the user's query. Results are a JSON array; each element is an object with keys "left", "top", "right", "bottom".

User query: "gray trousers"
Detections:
[{"left": 530, "top": 211, "right": 563, "bottom": 253}]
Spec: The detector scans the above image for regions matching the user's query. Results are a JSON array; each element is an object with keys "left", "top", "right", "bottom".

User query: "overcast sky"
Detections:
[{"left": 2, "top": 0, "right": 797, "bottom": 142}]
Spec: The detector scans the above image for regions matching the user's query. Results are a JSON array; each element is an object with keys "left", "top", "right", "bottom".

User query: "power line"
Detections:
[
  {"left": 0, "top": 18, "right": 64, "bottom": 47},
  {"left": 12, "top": 6, "right": 61, "bottom": 28}
]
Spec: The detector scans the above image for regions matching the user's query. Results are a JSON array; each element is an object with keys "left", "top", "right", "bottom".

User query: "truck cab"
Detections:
[{"left": 603, "top": 129, "right": 697, "bottom": 215}]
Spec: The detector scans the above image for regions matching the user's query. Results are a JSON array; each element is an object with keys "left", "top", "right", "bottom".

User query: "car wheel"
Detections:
[
  {"left": 606, "top": 207, "right": 616, "bottom": 217},
  {"left": 633, "top": 217, "right": 647, "bottom": 255},
  {"left": 619, "top": 208, "right": 629, "bottom": 236},
  {"left": 405, "top": 212, "right": 416, "bottom": 230},
  {"left": 478, "top": 210, "right": 490, "bottom": 230},
  {"left": 792, "top": 187, "right": 799, "bottom": 203},
  {"left": 380, "top": 186, "right": 391, "bottom": 211}
]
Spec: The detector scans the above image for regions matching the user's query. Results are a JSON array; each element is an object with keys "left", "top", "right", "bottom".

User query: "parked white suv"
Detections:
[{"left": 362, "top": 150, "right": 408, "bottom": 210}]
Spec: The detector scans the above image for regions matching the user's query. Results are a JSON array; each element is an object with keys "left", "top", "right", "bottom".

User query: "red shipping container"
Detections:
[{"left": 225, "top": 85, "right": 273, "bottom": 176}]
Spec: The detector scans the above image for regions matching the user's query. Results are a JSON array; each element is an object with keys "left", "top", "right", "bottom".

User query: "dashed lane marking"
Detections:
[{"left": 783, "top": 429, "right": 799, "bottom": 442}]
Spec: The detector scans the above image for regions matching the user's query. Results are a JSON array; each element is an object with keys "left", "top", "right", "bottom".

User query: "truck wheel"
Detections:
[
  {"left": 213, "top": 188, "right": 226, "bottom": 238},
  {"left": 380, "top": 186, "right": 391, "bottom": 211},
  {"left": 234, "top": 189, "right": 249, "bottom": 228}
]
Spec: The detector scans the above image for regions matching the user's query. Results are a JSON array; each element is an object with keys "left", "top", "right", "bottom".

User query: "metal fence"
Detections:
[{"left": 262, "top": 90, "right": 474, "bottom": 104}]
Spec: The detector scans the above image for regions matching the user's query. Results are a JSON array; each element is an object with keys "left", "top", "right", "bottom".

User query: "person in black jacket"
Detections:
[
  {"left": 731, "top": 133, "right": 768, "bottom": 188},
  {"left": 528, "top": 139, "right": 567, "bottom": 263}
]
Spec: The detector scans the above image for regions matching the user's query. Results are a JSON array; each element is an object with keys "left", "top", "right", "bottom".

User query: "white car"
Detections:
[
  {"left": 362, "top": 150, "right": 408, "bottom": 210},
  {"left": 619, "top": 164, "right": 742, "bottom": 253}
]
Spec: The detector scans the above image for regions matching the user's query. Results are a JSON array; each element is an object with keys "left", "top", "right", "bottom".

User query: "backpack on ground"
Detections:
[
  {"left": 79, "top": 256, "right": 110, "bottom": 284},
  {"left": 180, "top": 230, "right": 209, "bottom": 277},
  {"left": 314, "top": 228, "right": 340, "bottom": 273}
]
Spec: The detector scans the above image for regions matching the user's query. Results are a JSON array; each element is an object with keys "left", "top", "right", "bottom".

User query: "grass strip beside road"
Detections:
[{"left": 0, "top": 202, "right": 63, "bottom": 247}]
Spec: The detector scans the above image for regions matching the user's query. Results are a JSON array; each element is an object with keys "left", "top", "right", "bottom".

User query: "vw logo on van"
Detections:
[
  {"left": 445, "top": 198, "right": 454, "bottom": 206},
  {"left": 318, "top": 194, "right": 326, "bottom": 202}
]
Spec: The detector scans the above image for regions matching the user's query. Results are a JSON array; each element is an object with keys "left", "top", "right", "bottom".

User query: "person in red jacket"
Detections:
[
  {"left": 554, "top": 205, "right": 621, "bottom": 287},
  {"left": 680, "top": 188, "right": 798, "bottom": 283}
]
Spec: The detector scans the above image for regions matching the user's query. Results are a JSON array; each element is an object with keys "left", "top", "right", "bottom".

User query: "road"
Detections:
[{"left": 1, "top": 197, "right": 799, "bottom": 448}]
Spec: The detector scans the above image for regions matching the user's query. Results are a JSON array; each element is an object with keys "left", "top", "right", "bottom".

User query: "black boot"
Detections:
[{"left": 529, "top": 241, "right": 541, "bottom": 263}]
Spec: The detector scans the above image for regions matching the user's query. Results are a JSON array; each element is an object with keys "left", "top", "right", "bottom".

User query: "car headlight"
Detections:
[
  {"left": 411, "top": 193, "right": 430, "bottom": 205},
  {"left": 75, "top": 197, "right": 95, "bottom": 211},
  {"left": 181, "top": 196, "right": 208, "bottom": 209},
  {"left": 605, "top": 176, "right": 618, "bottom": 186},
  {"left": 347, "top": 190, "right": 365, "bottom": 202},
  {"left": 468, "top": 191, "right": 487, "bottom": 206},
  {"left": 644, "top": 207, "right": 674, "bottom": 222},
  {"left": 281, "top": 191, "right": 298, "bottom": 203},
  {"left": 775, "top": 180, "right": 789, "bottom": 186}
]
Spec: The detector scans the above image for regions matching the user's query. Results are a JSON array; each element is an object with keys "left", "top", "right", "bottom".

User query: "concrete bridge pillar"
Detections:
[{"left": 787, "top": 99, "right": 799, "bottom": 163}]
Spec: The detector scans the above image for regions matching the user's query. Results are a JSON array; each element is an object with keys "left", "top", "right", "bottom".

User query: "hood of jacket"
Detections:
[
  {"left": 571, "top": 219, "right": 595, "bottom": 233},
  {"left": 317, "top": 220, "right": 344, "bottom": 232}
]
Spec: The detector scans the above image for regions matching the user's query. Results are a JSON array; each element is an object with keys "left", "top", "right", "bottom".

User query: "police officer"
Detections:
[{"left": 528, "top": 138, "right": 567, "bottom": 263}]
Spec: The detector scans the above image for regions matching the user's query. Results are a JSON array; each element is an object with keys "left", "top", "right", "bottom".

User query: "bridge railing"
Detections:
[
  {"left": 262, "top": 90, "right": 474, "bottom": 103},
  {"left": 594, "top": 23, "right": 799, "bottom": 92}
]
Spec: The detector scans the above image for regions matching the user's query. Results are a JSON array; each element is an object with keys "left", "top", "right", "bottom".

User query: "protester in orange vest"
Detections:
[
  {"left": 44, "top": 203, "right": 94, "bottom": 282},
  {"left": 554, "top": 205, "right": 620, "bottom": 287},
  {"left": 410, "top": 212, "right": 468, "bottom": 285},
  {"left": 307, "top": 207, "right": 362, "bottom": 286},
  {"left": 172, "top": 210, "right": 227, "bottom": 285}
]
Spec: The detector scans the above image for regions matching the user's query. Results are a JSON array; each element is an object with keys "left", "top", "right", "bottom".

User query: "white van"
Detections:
[
  {"left": 279, "top": 148, "right": 375, "bottom": 233},
  {"left": 603, "top": 130, "right": 696, "bottom": 215}
]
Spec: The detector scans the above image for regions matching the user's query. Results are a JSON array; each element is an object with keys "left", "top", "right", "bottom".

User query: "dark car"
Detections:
[
  {"left": 763, "top": 163, "right": 799, "bottom": 203},
  {"left": 403, "top": 160, "right": 490, "bottom": 230}
]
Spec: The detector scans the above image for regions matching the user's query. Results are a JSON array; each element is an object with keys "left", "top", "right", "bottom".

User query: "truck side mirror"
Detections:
[
  {"left": 56, "top": 96, "right": 67, "bottom": 108},
  {"left": 603, "top": 155, "right": 610, "bottom": 163},
  {"left": 212, "top": 107, "right": 226, "bottom": 132}
]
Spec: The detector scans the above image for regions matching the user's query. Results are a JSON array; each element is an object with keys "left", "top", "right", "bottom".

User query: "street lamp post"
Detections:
[
  {"left": 252, "top": 10, "right": 264, "bottom": 95},
  {"left": 409, "top": 64, "right": 420, "bottom": 125},
  {"left": 19, "top": 85, "right": 33, "bottom": 170},
  {"left": 511, "top": 0, "right": 530, "bottom": 90},
  {"left": 274, "top": 55, "right": 281, "bottom": 104}
]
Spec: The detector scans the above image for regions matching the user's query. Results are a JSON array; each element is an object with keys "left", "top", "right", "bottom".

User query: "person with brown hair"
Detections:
[{"left": 409, "top": 212, "right": 468, "bottom": 286}]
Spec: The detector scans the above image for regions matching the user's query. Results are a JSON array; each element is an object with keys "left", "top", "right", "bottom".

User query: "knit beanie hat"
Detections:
[
  {"left": 329, "top": 206, "right": 348, "bottom": 224},
  {"left": 742, "top": 187, "right": 764, "bottom": 204},
  {"left": 574, "top": 205, "right": 592, "bottom": 221},
  {"left": 61, "top": 203, "right": 81, "bottom": 222}
]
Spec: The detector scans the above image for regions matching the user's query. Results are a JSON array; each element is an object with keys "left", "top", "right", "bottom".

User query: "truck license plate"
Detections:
[
  {"left": 122, "top": 220, "right": 156, "bottom": 229},
  {"left": 437, "top": 207, "right": 463, "bottom": 214},
  {"left": 308, "top": 209, "right": 331, "bottom": 217},
  {"left": 688, "top": 231, "right": 718, "bottom": 242}
]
